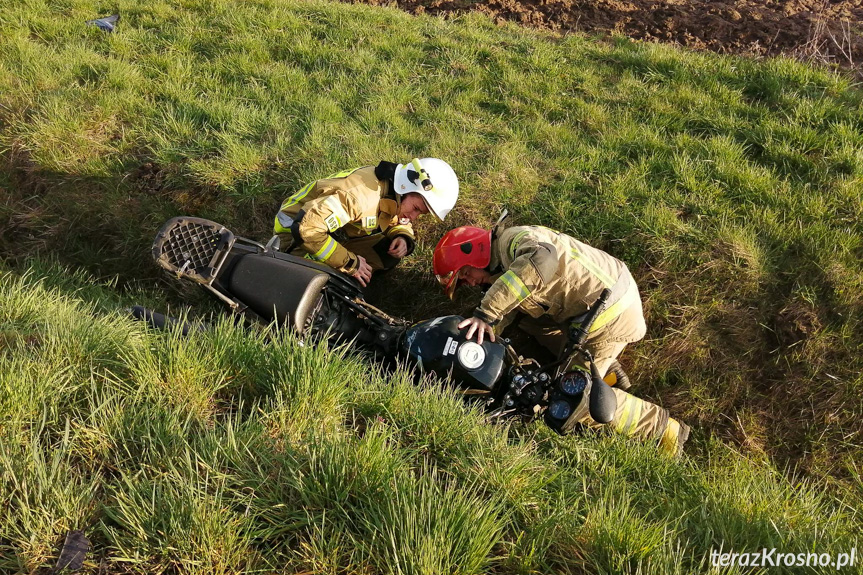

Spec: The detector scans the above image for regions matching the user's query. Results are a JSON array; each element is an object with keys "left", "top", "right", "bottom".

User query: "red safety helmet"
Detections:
[{"left": 433, "top": 226, "right": 492, "bottom": 299}]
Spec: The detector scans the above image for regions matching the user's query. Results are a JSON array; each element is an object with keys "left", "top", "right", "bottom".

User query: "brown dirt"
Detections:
[{"left": 356, "top": 0, "right": 863, "bottom": 69}]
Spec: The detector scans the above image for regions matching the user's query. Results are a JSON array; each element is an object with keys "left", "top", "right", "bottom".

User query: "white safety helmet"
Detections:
[{"left": 393, "top": 157, "right": 459, "bottom": 221}]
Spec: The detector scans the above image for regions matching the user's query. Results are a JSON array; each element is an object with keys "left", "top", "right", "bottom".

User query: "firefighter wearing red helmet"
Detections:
[{"left": 433, "top": 222, "right": 689, "bottom": 455}]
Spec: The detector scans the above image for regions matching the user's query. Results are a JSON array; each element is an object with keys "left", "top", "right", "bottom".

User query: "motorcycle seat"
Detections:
[{"left": 224, "top": 253, "right": 329, "bottom": 334}]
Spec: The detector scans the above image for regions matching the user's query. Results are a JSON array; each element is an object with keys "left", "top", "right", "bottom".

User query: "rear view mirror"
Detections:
[{"left": 588, "top": 362, "right": 616, "bottom": 423}]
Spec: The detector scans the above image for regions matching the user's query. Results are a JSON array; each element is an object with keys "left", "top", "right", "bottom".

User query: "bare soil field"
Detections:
[{"left": 356, "top": 0, "right": 862, "bottom": 69}]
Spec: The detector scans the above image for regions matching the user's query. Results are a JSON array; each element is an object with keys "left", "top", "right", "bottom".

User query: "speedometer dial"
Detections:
[
  {"left": 548, "top": 399, "right": 572, "bottom": 420},
  {"left": 560, "top": 370, "right": 588, "bottom": 396}
]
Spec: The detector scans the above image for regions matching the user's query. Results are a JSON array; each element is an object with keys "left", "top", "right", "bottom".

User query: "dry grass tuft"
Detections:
[{"left": 794, "top": 1, "right": 862, "bottom": 79}]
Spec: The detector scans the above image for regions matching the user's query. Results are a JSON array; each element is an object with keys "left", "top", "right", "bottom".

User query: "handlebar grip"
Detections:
[
  {"left": 569, "top": 288, "right": 612, "bottom": 347},
  {"left": 130, "top": 305, "right": 200, "bottom": 336}
]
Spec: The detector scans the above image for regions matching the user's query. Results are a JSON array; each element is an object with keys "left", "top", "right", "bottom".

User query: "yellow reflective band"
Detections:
[
  {"left": 387, "top": 224, "right": 411, "bottom": 236},
  {"left": 280, "top": 167, "right": 361, "bottom": 210},
  {"left": 274, "top": 214, "right": 288, "bottom": 234},
  {"left": 508, "top": 230, "right": 531, "bottom": 260},
  {"left": 311, "top": 236, "right": 338, "bottom": 262},
  {"left": 614, "top": 395, "right": 632, "bottom": 432},
  {"left": 589, "top": 281, "right": 638, "bottom": 333},
  {"left": 500, "top": 270, "right": 530, "bottom": 301},
  {"left": 568, "top": 246, "right": 616, "bottom": 288},
  {"left": 325, "top": 166, "right": 361, "bottom": 179},
  {"left": 281, "top": 181, "right": 315, "bottom": 211},
  {"left": 625, "top": 397, "right": 643, "bottom": 435},
  {"left": 660, "top": 418, "right": 681, "bottom": 454},
  {"left": 613, "top": 394, "right": 641, "bottom": 435}
]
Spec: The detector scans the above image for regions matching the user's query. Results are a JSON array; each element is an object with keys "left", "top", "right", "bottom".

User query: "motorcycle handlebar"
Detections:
[
  {"left": 569, "top": 288, "right": 612, "bottom": 348},
  {"left": 566, "top": 289, "right": 618, "bottom": 424}
]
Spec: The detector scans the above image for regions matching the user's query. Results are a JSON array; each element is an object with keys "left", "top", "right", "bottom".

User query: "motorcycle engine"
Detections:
[{"left": 402, "top": 316, "right": 506, "bottom": 392}]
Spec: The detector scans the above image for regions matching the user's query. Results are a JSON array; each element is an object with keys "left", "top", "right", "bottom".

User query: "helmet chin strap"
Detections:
[
  {"left": 491, "top": 208, "right": 509, "bottom": 239},
  {"left": 395, "top": 194, "right": 409, "bottom": 225}
]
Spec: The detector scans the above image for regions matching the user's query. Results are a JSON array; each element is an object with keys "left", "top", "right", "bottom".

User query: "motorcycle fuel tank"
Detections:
[{"left": 403, "top": 316, "right": 506, "bottom": 393}]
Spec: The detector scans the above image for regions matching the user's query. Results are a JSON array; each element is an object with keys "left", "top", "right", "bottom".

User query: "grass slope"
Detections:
[
  {"left": 1, "top": 265, "right": 860, "bottom": 573},
  {"left": 0, "top": 0, "right": 862, "bottom": 570},
  {"left": 3, "top": 0, "right": 861, "bottom": 484}
]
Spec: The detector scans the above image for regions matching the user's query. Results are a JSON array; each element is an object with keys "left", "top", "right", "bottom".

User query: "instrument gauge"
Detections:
[
  {"left": 560, "top": 370, "right": 589, "bottom": 396},
  {"left": 548, "top": 399, "right": 572, "bottom": 420}
]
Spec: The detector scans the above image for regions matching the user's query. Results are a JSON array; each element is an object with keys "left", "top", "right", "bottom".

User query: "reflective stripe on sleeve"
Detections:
[
  {"left": 310, "top": 236, "right": 338, "bottom": 262},
  {"left": 508, "top": 230, "right": 531, "bottom": 260},
  {"left": 274, "top": 211, "right": 294, "bottom": 234},
  {"left": 500, "top": 270, "right": 530, "bottom": 302}
]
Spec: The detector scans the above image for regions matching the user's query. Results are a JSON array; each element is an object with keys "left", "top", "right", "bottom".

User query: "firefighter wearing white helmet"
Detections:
[
  {"left": 273, "top": 158, "right": 459, "bottom": 287},
  {"left": 393, "top": 158, "right": 459, "bottom": 220}
]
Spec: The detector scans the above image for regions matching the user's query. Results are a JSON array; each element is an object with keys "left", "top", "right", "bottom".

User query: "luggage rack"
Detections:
[{"left": 152, "top": 216, "right": 249, "bottom": 310}]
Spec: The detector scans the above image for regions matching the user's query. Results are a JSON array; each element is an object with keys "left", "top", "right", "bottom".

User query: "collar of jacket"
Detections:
[
  {"left": 374, "top": 160, "right": 398, "bottom": 196},
  {"left": 374, "top": 160, "right": 398, "bottom": 181},
  {"left": 488, "top": 235, "right": 504, "bottom": 274}
]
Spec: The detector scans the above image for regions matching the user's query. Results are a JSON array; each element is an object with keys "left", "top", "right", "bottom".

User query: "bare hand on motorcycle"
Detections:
[
  {"left": 458, "top": 316, "right": 495, "bottom": 345},
  {"left": 352, "top": 255, "right": 373, "bottom": 287},
  {"left": 387, "top": 237, "right": 408, "bottom": 258}
]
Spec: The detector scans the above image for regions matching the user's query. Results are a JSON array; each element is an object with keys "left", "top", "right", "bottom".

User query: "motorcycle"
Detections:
[{"left": 134, "top": 216, "right": 617, "bottom": 430}]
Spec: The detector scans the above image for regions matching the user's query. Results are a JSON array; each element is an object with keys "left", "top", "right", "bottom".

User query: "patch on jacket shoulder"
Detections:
[{"left": 530, "top": 242, "right": 558, "bottom": 284}]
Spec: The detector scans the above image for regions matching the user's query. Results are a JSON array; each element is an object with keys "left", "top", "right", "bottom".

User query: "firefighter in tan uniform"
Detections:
[
  {"left": 432, "top": 224, "right": 689, "bottom": 455},
  {"left": 274, "top": 158, "right": 459, "bottom": 286}
]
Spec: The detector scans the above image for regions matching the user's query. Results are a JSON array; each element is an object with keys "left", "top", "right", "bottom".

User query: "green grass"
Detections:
[
  {"left": 1, "top": 0, "right": 862, "bottom": 571},
  {"left": 1, "top": 265, "right": 860, "bottom": 574}
]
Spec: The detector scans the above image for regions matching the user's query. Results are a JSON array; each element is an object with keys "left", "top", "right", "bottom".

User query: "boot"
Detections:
[
  {"left": 603, "top": 359, "right": 632, "bottom": 391},
  {"left": 658, "top": 417, "right": 690, "bottom": 457}
]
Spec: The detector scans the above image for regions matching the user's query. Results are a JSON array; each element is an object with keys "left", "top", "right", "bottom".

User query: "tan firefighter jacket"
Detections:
[
  {"left": 273, "top": 165, "right": 415, "bottom": 274},
  {"left": 474, "top": 226, "right": 646, "bottom": 344}
]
